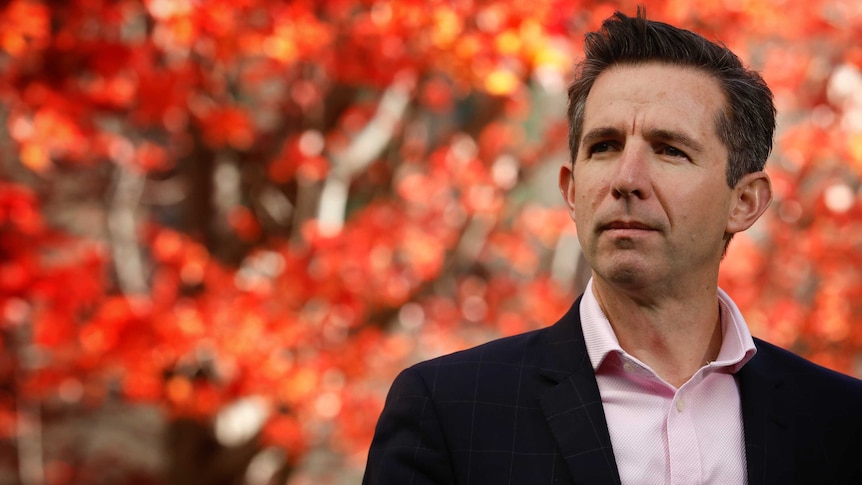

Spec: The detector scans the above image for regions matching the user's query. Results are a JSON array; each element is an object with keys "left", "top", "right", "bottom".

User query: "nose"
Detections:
[{"left": 611, "top": 144, "right": 652, "bottom": 200}]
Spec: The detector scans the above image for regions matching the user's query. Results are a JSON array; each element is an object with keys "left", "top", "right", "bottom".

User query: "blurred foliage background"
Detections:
[{"left": 0, "top": 0, "right": 860, "bottom": 483}]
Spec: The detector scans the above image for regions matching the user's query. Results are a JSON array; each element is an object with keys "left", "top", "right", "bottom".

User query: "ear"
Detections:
[
  {"left": 726, "top": 170, "right": 772, "bottom": 235},
  {"left": 559, "top": 163, "right": 576, "bottom": 218}
]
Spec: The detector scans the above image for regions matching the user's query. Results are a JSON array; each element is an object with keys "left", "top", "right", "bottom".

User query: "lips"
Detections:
[{"left": 600, "top": 220, "right": 657, "bottom": 232}]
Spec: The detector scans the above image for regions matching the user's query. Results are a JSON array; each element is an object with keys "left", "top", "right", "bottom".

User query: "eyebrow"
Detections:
[
  {"left": 580, "top": 127, "right": 623, "bottom": 151},
  {"left": 580, "top": 126, "right": 706, "bottom": 154},
  {"left": 644, "top": 128, "right": 706, "bottom": 153}
]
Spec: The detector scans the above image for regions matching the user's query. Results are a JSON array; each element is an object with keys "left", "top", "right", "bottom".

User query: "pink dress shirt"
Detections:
[{"left": 581, "top": 279, "right": 757, "bottom": 485}]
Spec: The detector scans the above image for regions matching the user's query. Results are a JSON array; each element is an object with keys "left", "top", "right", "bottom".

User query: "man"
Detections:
[{"left": 363, "top": 10, "right": 862, "bottom": 485}]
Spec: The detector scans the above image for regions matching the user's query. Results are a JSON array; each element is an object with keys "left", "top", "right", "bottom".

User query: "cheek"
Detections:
[
  {"left": 673, "top": 190, "right": 729, "bottom": 232},
  {"left": 579, "top": 187, "right": 608, "bottom": 218},
  {"left": 572, "top": 193, "right": 603, "bottom": 235},
  {"left": 573, "top": 174, "right": 605, "bottom": 204},
  {"left": 573, "top": 191, "right": 594, "bottom": 219}
]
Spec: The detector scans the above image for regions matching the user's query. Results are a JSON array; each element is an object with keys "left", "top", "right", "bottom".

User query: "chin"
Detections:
[
  {"left": 597, "top": 262, "right": 654, "bottom": 289},
  {"left": 607, "top": 271, "right": 650, "bottom": 288}
]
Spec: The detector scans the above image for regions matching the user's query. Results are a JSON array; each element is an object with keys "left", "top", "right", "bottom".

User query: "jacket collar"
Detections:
[{"left": 537, "top": 297, "right": 622, "bottom": 485}]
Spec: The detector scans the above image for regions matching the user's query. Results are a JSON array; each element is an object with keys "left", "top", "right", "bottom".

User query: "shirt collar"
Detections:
[{"left": 581, "top": 278, "right": 757, "bottom": 373}]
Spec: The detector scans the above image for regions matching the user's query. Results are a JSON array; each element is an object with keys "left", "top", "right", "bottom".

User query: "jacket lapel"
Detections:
[
  {"left": 537, "top": 299, "right": 621, "bottom": 485},
  {"left": 737, "top": 340, "right": 794, "bottom": 485}
]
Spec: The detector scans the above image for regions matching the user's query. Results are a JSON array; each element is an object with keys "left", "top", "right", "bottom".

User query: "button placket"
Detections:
[{"left": 667, "top": 393, "right": 701, "bottom": 484}]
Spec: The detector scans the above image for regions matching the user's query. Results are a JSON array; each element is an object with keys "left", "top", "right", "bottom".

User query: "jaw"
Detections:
[{"left": 586, "top": 237, "right": 722, "bottom": 302}]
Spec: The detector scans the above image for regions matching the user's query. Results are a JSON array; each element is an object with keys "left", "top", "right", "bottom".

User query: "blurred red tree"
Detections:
[{"left": 0, "top": 0, "right": 860, "bottom": 483}]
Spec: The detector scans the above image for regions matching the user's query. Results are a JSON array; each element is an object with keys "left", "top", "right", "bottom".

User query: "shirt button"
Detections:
[
  {"left": 622, "top": 360, "right": 637, "bottom": 372},
  {"left": 676, "top": 398, "right": 686, "bottom": 412}
]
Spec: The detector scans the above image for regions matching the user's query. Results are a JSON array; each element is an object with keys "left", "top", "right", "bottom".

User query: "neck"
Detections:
[{"left": 591, "top": 277, "right": 723, "bottom": 388}]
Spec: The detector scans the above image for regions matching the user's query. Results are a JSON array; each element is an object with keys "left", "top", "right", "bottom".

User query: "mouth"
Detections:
[
  {"left": 600, "top": 220, "right": 657, "bottom": 232},
  {"left": 599, "top": 221, "right": 658, "bottom": 239}
]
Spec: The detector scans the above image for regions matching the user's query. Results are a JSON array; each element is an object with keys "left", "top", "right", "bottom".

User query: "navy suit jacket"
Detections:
[{"left": 364, "top": 297, "right": 862, "bottom": 484}]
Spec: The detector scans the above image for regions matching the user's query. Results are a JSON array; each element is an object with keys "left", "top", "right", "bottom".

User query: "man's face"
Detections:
[{"left": 560, "top": 63, "right": 738, "bottom": 294}]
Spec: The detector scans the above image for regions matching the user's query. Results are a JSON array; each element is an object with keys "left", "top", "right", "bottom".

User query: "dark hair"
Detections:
[{"left": 567, "top": 8, "right": 776, "bottom": 187}]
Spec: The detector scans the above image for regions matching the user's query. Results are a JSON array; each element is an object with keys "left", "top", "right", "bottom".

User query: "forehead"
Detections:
[{"left": 582, "top": 63, "right": 727, "bottom": 138}]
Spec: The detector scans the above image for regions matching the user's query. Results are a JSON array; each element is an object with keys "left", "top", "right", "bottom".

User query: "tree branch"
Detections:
[
  {"left": 317, "top": 72, "right": 415, "bottom": 235},
  {"left": 107, "top": 163, "right": 149, "bottom": 295}
]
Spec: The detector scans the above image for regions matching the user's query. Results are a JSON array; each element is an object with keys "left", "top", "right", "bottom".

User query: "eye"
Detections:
[
  {"left": 659, "top": 145, "right": 689, "bottom": 160},
  {"left": 588, "top": 142, "right": 616, "bottom": 155}
]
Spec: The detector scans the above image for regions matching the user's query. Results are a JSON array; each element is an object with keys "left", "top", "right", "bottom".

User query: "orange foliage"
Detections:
[{"left": 0, "top": 0, "right": 860, "bottom": 482}]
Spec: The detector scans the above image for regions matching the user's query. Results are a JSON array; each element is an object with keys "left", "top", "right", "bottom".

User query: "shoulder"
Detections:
[
  {"left": 385, "top": 297, "right": 584, "bottom": 404},
  {"left": 752, "top": 337, "right": 862, "bottom": 401},
  {"left": 401, "top": 326, "right": 552, "bottom": 387},
  {"left": 411, "top": 295, "right": 584, "bottom": 370}
]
